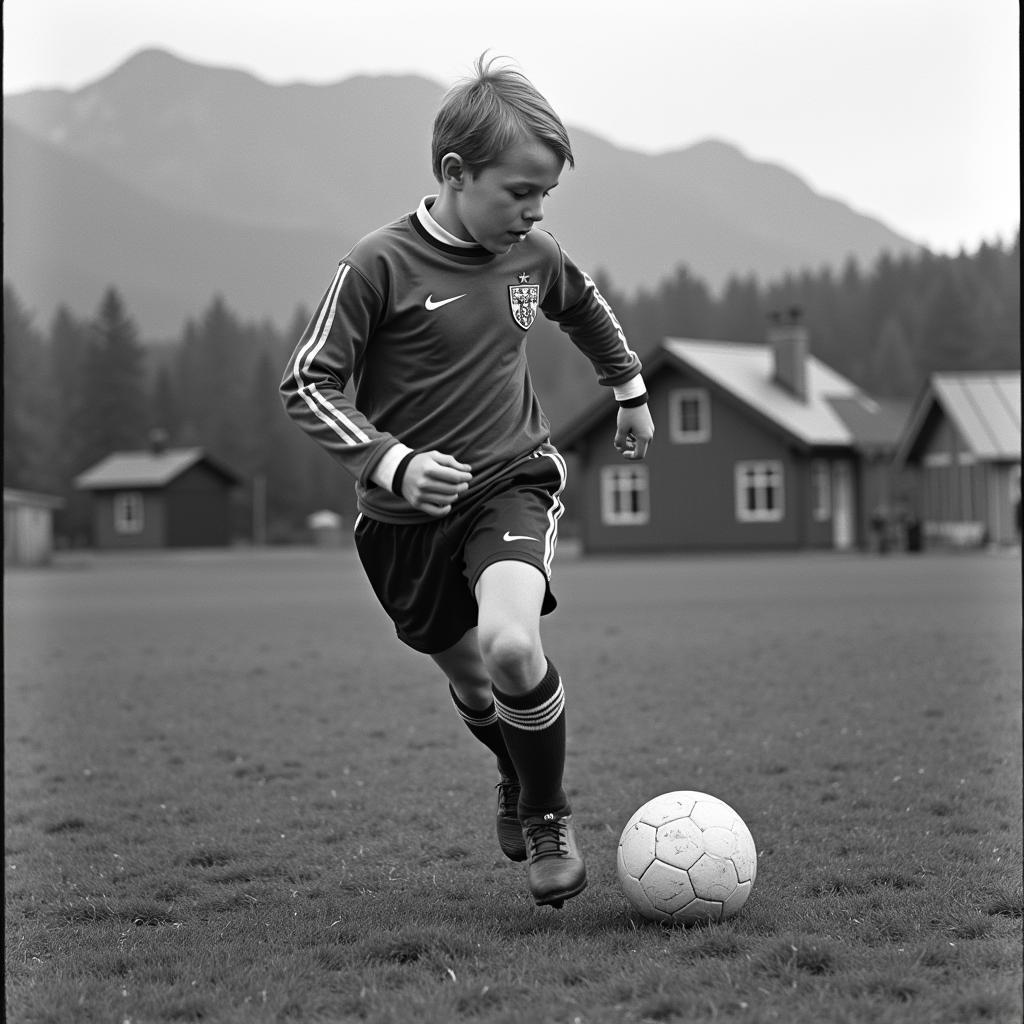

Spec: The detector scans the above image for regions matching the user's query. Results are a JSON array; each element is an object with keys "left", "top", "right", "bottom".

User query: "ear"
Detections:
[{"left": 440, "top": 152, "right": 467, "bottom": 191}]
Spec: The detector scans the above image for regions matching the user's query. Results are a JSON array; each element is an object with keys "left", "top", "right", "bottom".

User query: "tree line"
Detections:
[
  {"left": 597, "top": 232, "right": 1019, "bottom": 395},
  {"left": 4, "top": 232, "right": 1018, "bottom": 545}
]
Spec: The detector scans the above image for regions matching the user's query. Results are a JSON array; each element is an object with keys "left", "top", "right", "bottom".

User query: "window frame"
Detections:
[
  {"left": 734, "top": 460, "right": 785, "bottom": 523},
  {"left": 113, "top": 491, "right": 145, "bottom": 534},
  {"left": 600, "top": 465, "right": 651, "bottom": 526},
  {"left": 668, "top": 387, "right": 711, "bottom": 444}
]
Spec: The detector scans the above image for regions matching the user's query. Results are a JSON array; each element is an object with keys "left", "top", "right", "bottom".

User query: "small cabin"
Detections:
[{"left": 74, "top": 443, "right": 241, "bottom": 549}]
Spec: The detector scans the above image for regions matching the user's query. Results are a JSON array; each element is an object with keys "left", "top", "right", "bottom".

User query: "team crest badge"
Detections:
[{"left": 508, "top": 274, "right": 540, "bottom": 330}]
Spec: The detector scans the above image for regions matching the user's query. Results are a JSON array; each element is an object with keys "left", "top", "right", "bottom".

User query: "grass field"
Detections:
[{"left": 5, "top": 547, "right": 1022, "bottom": 1024}]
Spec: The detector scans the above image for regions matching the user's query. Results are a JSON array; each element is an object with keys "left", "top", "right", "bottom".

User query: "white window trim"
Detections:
[
  {"left": 812, "top": 459, "right": 831, "bottom": 521},
  {"left": 668, "top": 387, "right": 711, "bottom": 444},
  {"left": 735, "top": 461, "right": 784, "bottom": 523},
  {"left": 600, "top": 465, "right": 650, "bottom": 526},
  {"left": 113, "top": 491, "right": 145, "bottom": 534}
]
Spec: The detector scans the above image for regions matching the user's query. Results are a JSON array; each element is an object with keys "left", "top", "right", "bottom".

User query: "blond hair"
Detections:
[{"left": 431, "top": 53, "right": 574, "bottom": 181}]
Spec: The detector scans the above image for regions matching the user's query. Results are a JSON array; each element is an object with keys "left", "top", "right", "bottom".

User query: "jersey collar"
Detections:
[{"left": 412, "top": 196, "right": 493, "bottom": 260}]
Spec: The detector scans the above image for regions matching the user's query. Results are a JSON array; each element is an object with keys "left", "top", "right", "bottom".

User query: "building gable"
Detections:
[{"left": 895, "top": 372, "right": 1021, "bottom": 467}]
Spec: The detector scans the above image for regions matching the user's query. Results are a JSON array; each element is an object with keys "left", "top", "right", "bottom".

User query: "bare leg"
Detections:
[{"left": 474, "top": 561, "right": 547, "bottom": 695}]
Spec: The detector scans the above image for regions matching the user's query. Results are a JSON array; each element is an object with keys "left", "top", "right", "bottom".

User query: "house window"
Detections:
[
  {"left": 113, "top": 491, "right": 144, "bottom": 534},
  {"left": 735, "top": 461, "right": 784, "bottom": 522},
  {"left": 812, "top": 460, "right": 831, "bottom": 521},
  {"left": 601, "top": 465, "right": 650, "bottom": 526},
  {"left": 669, "top": 388, "right": 710, "bottom": 443}
]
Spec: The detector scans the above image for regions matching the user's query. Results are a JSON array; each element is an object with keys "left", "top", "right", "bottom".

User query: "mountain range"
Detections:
[{"left": 3, "top": 48, "right": 919, "bottom": 339}]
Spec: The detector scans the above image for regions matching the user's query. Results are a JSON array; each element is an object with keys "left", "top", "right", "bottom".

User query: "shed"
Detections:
[
  {"left": 4, "top": 488, "right": 65, "bottom": 566},
  {"left": 74, "top": 446, "right": 241, "bottom": 549},
  {"left": 307, "top": 509, "right": 344, "bottom": 547},
  {"left": 893, "top": 372, "right": 1021, "bottom": 546}
]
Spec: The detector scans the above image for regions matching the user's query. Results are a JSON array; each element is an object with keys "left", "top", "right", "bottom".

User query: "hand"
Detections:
[
  {"left": 400, "top": 451, "right": 472, "bottom": 517},
  {"left": 613, "top": 404, "right": 655, "bottom": 460}
]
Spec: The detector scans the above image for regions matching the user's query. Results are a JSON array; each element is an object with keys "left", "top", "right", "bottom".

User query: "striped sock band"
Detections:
[
  {"left": 493, "top": 664, "right": 565, "bottom": 732},
  {"left": 448, "top": 686, "right": 499, "bottom": 727}
]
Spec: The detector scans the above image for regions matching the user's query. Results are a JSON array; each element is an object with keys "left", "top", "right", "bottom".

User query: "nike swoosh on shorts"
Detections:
[
  {"left": 424, "top": 293, "right": 467, "bottom": 310},
  {"left": 503, "top": 531, "right": 539, "bottom": 542}
]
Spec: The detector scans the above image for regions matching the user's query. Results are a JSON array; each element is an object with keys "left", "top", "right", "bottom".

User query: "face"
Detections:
[{"left": 439, "top": 137, "right": 563, "bottom": 255}]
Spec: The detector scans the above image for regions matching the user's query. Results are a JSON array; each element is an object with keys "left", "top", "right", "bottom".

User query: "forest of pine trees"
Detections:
[{"left": 4, "top": 233, "right": 1019, "bottom": 545}]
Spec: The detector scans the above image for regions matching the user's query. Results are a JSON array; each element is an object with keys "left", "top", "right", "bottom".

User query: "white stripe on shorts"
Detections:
[{"left": 538, "top": 448, "right": 567, "bottom": 579}]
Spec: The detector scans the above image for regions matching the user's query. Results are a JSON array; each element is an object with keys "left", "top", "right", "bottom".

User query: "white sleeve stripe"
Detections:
[
  {"left": 300, "top": 384, "right": 368, "bottom": 445},
  {"left": 290, "top": 264, "right": 371, "bottom": 446},
  {"left": 295, "top": 263, "right": 347, "bottom": 375},
  {"left": 581, "top": 270, "right": 636, "bottom": 359}
]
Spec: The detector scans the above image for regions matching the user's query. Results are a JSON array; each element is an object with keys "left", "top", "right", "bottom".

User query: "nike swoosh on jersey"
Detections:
[
  {"left": 503, "top": 531, "right": 539, "bottom": 542},
  {"left": 424, "top": 293, "right": 467, "bottom": 310}
]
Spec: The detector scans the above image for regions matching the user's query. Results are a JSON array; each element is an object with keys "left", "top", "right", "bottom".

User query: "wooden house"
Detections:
[
  {"left": 557, "top": 321, "right": 908, "bottom": 553},
  {"left": 74, "top": 443, "right": 241, "bottom": 550},
  {"left": 892, "top": 372, "right": 1021, "bottom": 547}
]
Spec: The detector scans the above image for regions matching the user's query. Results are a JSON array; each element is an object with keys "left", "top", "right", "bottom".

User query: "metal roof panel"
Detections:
[{"left": 933, "top": 374, "right": 1020, "bottom": 459}]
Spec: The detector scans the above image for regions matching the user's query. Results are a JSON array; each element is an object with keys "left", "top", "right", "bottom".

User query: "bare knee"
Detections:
[
  {"left": 447, "top": 668, "right": 493, "bottom": 709},
  {"left": 479, "top": 622, "right": 545, "bottom": 693}
]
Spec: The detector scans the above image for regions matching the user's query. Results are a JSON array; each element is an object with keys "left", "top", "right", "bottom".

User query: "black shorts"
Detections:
[{"left": 353, "top": 448, "right": 566, "bottom": 654}]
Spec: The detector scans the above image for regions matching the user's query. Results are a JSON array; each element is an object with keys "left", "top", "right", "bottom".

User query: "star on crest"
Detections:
[{"left": 517, "top": 272, "right": 531, "bottom": 284}]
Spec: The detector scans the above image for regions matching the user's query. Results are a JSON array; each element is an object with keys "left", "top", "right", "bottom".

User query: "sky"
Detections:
[{"left": 2, "top": 0, "right": 1018, "bottom": 255}]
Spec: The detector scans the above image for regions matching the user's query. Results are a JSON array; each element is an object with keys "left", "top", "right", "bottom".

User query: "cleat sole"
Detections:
[{"left": 533, "top": 877, "right": 587, "bottom": 908}]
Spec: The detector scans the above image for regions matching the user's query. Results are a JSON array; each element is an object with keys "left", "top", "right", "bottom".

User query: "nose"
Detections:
[{"left": 523, "top": 198, "right": 544, "bottom": 224}]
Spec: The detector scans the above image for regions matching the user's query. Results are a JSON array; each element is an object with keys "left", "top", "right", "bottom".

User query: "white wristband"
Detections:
[
  {"left": 370, "top": 443, "right": 415, "bottom": 491},
  {"left": 613, "top": 375, "right": 647, "bottom": 403}
]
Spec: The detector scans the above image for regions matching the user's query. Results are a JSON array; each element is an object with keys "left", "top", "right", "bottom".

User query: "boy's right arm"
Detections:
[
  {"left": 280, "top": 263, "right": 399, "bottom": 488},
  {"left": 280, "top": 263, "right": 471, "bottom": 516}
]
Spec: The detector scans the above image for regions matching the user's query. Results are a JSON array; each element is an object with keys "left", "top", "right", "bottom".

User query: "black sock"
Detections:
[
  {"left": 492, "top": 658, "right": 569, "bottom": 819},
  {"left": 448, "top": 684, "right": 517, "bottom": 781}
]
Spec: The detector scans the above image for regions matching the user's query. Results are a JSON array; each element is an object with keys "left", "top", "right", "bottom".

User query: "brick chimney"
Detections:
[
  {"left": 768, "top": 306, "right": 809, "bottom": 401},
  {"left": 148, "top": 427, "right": 170, "bottom": 454}
]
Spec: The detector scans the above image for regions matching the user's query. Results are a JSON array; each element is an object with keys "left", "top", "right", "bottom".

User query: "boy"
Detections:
[{"left": 281, "top": 54, "right": 654, "bottom": 908}]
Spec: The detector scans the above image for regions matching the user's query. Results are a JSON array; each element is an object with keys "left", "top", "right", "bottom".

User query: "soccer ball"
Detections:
[{"left": 617, "top": 790, "right": 757, "bottom": 924}]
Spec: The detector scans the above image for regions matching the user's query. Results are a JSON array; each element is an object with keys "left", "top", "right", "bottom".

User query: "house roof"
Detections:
[
  {"left": 826, "top": 396, "right": 911, "bottom": 451},
  {"left": 561, "top": 337, "right": 900, "bottom": 453},
  {"left": 74, "top": 447, "right": 240, "bottom": 490},
  {"left": 3, "top": 487, "right": 65, "bottom": 510},
  {"left": 894, "top": 372, "right": 1021, "bottom": 465},
  {"left": 560, "top": 338, "right": 890, "bottom": 451},
  {"left": 661, "top": 339, "right": 868, "bottom": 447}
]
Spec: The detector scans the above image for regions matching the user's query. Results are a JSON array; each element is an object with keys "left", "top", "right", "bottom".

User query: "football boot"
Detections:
[
  {"left": 495, "top": 777, "right": 527, "bottom": 862},
  {"left": 523, "top": 812, "right": 587, "bottom": 908}
]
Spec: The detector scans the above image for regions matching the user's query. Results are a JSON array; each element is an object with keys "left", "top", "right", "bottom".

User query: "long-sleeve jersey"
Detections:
[{"left": 280, "top": 198, "right": 643, "bottom": 524}]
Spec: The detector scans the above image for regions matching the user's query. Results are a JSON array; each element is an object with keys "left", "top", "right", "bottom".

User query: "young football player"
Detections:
[{"left": 281, "top": 53, "right": 654, "bottom": 908}]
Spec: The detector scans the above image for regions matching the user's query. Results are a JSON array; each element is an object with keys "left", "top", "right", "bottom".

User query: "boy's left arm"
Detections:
[{"left": 541, "top": 239, "right": 654, "bottom": 459}]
